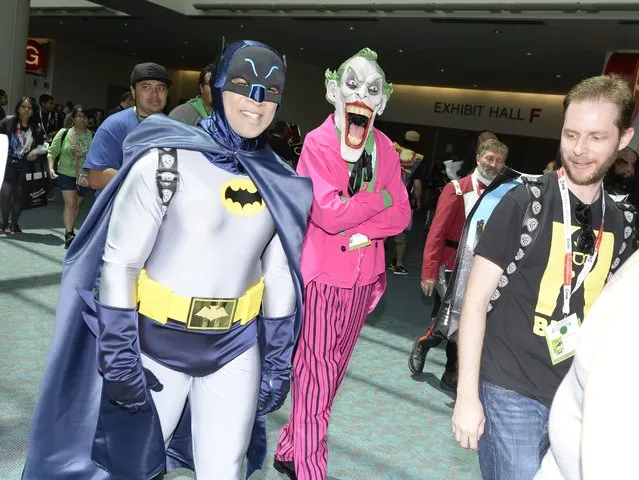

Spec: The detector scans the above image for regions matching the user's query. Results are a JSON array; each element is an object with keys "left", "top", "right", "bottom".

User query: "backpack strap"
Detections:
[
  {"left": 52, "top": 128, "right": 69, "bottom": 172},
  {"left": 451, "top": 179, "right": 462, "bottom": 196},
  {"left": 487, "top": 175, "right": 545, "bottom": 313},
  {"left": 605, "top": 196, "right": 636, "bottom": 281},
  {"left": 155, "top": 148, "right": 180, "bottom": 216}
]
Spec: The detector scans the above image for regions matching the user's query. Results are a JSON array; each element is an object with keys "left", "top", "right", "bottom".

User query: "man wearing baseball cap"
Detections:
[{"left": 84, "top": 62, "right": 171, "bottom": 190}]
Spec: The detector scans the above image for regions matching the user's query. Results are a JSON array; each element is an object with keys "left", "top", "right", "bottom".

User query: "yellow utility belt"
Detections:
[{"left": 137, "top": 269, "right": 264, "bottom": 331}]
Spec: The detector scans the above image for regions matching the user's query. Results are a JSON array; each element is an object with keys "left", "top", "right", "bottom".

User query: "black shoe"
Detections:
[
  {"left": 440, "top": 369, "right": 458, "bottom": 392},
  {"left": 393, "top": 265, "right": 408, "bottom": 275},
  {"left": 64, "top": 230, "right": 75, "bottom": 249},
  {"left": 0, "top": 224, "right": 6, "bottom": 234},
  {"left": 408, "top": 338, "right": 431, "bottom": 374},
  {"left": 9, "top": 223, "right": 22, "bottom": 234},
  {"left": 273, "top": 458, "right": 297, "bottom": 480}
]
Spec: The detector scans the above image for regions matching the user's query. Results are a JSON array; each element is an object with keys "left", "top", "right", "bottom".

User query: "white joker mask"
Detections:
[{"left": 326, "top": 54, "right": 390, "bottom": 163}]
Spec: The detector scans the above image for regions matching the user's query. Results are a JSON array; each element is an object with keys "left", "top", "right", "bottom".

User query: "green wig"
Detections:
[{"left": 324, "top": 47, "right": 394, "bottom": 98}]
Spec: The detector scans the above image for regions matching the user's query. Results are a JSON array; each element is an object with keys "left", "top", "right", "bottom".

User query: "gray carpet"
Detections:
[{"left": 0, "top": 193, "right": 481, "bottom": 479}]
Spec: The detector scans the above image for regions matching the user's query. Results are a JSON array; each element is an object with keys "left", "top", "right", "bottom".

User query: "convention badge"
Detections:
[
  {"left": 545, "top": 314, "right": 581, "bottom": 365},
  {"left": 349, "top": 233, "right": 372, "bottom": 251}
]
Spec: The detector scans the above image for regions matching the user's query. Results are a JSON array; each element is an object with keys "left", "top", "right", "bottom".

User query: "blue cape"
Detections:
[{"left": 22, "top": 114, "right": 312, "bottom": 479}]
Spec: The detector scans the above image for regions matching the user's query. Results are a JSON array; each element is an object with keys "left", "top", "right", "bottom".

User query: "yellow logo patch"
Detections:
[{"left": 220, "top": 179, "right": 265, "bottom": 216}]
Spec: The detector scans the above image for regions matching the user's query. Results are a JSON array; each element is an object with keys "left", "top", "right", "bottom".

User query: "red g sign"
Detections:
[{"left": 25, "top": 39, "right": 47, "bottom": 73}]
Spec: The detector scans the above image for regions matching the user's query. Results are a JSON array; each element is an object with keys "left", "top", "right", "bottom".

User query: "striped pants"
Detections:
[{"left": 275, "top": 280, "right": 373, "bottom": 480}]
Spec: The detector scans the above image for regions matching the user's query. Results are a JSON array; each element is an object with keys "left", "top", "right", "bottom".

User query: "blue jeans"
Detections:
[{"left": 478, "top": 380, "right": 550, "bottom": 480}]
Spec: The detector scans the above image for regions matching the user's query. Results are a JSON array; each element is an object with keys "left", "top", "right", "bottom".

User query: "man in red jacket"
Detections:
[{"left": 409, "top": 137, "right": 507, "bottom": 391}]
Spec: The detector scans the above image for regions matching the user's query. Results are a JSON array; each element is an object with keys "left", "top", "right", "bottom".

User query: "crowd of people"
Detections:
[{"left": 3, "top": 37, "right": 637, "bottom": 480}]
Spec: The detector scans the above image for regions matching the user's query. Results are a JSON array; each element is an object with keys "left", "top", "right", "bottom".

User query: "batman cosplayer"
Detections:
[{"left": 23, "top": 40, "right": 312, "bottom": 480}]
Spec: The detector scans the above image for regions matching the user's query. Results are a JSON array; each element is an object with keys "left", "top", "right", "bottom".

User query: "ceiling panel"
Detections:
[{"left": 28, "top": 11, "right": 639, "bottom": 94}]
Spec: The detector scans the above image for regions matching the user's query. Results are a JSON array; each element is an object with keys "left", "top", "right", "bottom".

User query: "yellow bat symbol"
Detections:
[
  {"left": 220, "top": 179, "right": 266, "bottom": 216},
  {"left": 195, "top": 305, "right": 229, "bottom": 321}
]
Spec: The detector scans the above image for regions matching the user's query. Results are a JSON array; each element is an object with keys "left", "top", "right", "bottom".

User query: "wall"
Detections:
[
  {"left": 24, "top": 38, "right": 56, "bottom": 100},
  {"left": 52, "top": 39, "right": 142, "bottom": 111},
  {"left": 382, "top": 85, "right": 565, "bottom": 140},
  {"left": 273, "top": 57, "right": 331, "bottom": 136},
  {"left": 45, "top": 44, "right": 566, "bottom": 149},
  {"left": 0, "top": 0, "right": 29, "bottom": 109}
]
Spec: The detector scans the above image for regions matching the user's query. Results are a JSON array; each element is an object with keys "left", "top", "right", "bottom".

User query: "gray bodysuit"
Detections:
[{"left": 99, "top": 147, "right": 295, "bottom": 372}]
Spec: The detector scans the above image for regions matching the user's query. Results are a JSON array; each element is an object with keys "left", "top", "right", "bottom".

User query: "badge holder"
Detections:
[{"left": 545, "top": 314, "right": 581, "bottom": 365}]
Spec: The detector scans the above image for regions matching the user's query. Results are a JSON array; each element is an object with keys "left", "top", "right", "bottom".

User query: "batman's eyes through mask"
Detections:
[{"left": 220, "top": 179, "right": 266, "bottom": 216}]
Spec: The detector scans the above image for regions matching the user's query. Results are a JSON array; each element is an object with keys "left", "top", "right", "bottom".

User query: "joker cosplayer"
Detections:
[{"left": 274, "top": 48, "right": 411, "bottom": 480}]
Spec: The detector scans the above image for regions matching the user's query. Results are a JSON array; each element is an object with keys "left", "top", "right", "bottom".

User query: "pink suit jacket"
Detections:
[{"left": 297, "top": 115, "right": 411, "bottom": 311}]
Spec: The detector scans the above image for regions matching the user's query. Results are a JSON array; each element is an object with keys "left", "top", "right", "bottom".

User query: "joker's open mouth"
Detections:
[{"left": 344, "top": 102, "right": 373, "bottom": 148}]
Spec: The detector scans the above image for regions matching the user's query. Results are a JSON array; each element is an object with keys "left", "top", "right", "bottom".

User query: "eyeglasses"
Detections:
[{"left": 575, "top": 202, "right": 595, "bottom": 255}]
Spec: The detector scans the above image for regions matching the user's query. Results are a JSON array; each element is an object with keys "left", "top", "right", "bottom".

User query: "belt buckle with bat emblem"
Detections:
[{"left": 186, "top": 297, "right": 238, "bottom": 331}]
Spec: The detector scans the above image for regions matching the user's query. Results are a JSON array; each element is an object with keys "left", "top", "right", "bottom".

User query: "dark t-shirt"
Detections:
[{"left": 475, "top": 172, "right": 631, "bottom": 405}]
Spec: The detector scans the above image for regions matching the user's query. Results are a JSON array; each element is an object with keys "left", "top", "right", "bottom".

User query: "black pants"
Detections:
[
  {"left": 1, "top": 164, "right": 25, "bottom": 226},
  {"left": 421, "top": 271, "right": 457, "bottom": 372}
]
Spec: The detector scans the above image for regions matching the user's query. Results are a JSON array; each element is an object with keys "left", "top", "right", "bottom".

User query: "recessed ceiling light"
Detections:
[
  {"left": 299, "top": 47, "right": 304, "bottom": 51},
  {"left": 398, "top": 49, "right": 403, "bottom": 53},
  {"left": 240, "top": 24, "right": 244, "bottom": 29},
  {"left": 59, "top": 21, "right": 63, "bottom": 25},
  {"left": 184, "top": 41, "right": 188, "bottom": 45},
  {"left": 124, "top": 22, "right": 128, "bottom": 27},
  {"left": 556, "top": 74, "right": 562, "bottom": 78},
  {"left": 494, "top": 28, "right": 502, "bottom": 34},
  {"left": 124, "top": 39, "right": 128, "bottom": 43},
  {"left": 349, "top": 26, "right": 355, "bottom": 31},
  {"left": 473, "top": 84, "right": 479, "bottom": 87},
  {"left": 440, "top": 68, "right": 445, "bottom": 72},
  {"left": 525, "top": 52, "right": 532, "bottom": 56}
]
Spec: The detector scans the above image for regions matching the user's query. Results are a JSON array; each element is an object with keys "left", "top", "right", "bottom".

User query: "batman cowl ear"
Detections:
[{"left": 210, "top": 36, "right": 226, "bottom": 85}]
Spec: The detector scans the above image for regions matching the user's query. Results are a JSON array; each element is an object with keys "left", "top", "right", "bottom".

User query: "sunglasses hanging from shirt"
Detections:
[{"left": 557, "top": 167, "right": 605, "bottom": 317}]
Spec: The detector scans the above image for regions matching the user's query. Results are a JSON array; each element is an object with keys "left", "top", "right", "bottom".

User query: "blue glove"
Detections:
[
  {"left": 256, "top": 313, "right": 296, "bottom": 416},
  {"left": 78, "top": 290, "right": 163, "bottom": 413}
]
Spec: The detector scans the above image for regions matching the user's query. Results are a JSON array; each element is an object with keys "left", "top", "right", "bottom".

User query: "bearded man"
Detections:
[
  {"left": 452, "top": 74, "right": 636, "bottom": 480},
  {"left": 408, "top": 138, "right": 508, "bottom": 391},
  {"left": 272, "top": 47, "right": 411, "bottom": 480}
]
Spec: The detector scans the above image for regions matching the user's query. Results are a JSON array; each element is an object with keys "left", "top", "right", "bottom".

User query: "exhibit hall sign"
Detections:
[
  {"left": 384, "top": 84, "right": 565, "bottom": 139},
  {"left": 25, "top": 38, "right": 47, "bottom": 75}
]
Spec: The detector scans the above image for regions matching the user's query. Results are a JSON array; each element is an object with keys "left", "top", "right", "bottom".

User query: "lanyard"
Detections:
[
  {"left": 557, "top": 167, "right": 605, "bottom": 316},
  {"left": 71, "top": 128, "right": 80, "bottom": 171},
  {"left": 39, "top": 112, "right": 52, "bottom": 135},
  {"left": 15, "top": 124, "right": 31, "bottom": 156}
]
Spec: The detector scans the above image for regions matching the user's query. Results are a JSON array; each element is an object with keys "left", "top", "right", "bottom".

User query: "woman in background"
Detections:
[
  {"left": 47, "top": 104, "right": 93, "bottom": 248},
  {"left": 0, "top": 97, "right": 46, "bottom": 234}
]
